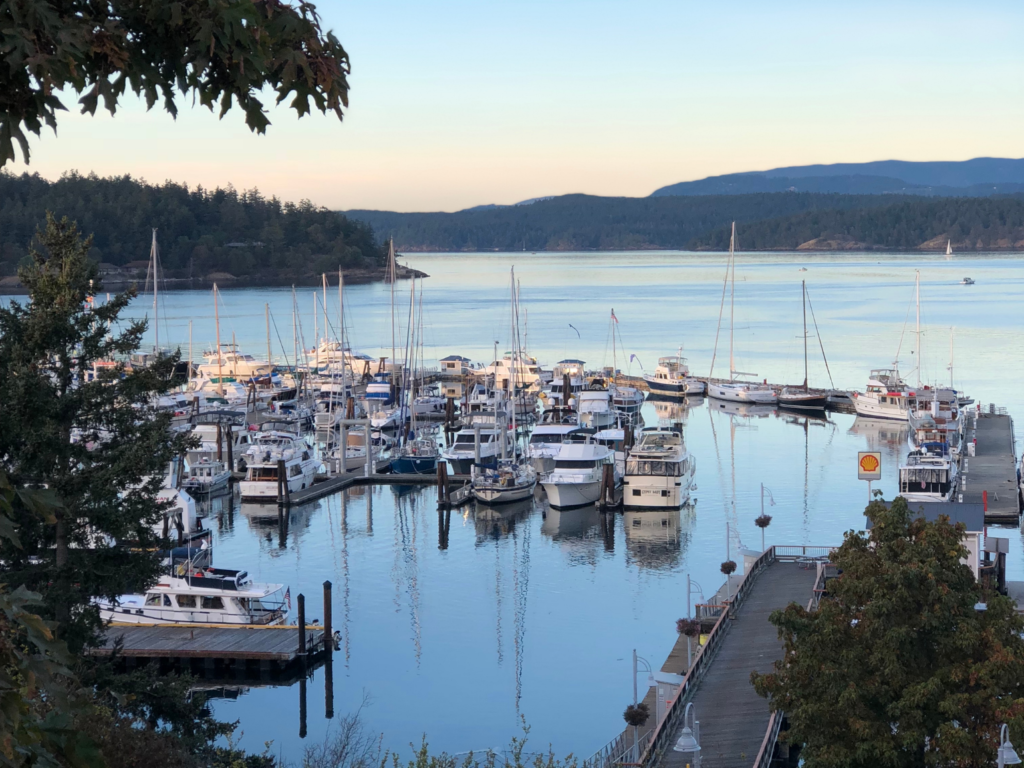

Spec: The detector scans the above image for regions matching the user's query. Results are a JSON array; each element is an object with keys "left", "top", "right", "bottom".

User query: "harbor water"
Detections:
[{"left": 21, "top": 251, "right": 1024, "bottom": 761}]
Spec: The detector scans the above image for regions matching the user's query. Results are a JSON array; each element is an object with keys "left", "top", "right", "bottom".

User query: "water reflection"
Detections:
[
  {"left": 473, "top": 498, "right": 535, "bottom": 541},
  {"left": 623, "top": 504, "right": 693, "bottom": 571}
]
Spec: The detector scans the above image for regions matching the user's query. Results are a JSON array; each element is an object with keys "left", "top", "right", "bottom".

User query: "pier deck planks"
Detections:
[
  {"left": 659, "top": 563, "right": 818, "bottom": 768},
  {"left": 90, "top": 625, "right": 324, "bottom": 662},
  {"left": 960, "top": 412, "right": 1019, "bottom": 523}
]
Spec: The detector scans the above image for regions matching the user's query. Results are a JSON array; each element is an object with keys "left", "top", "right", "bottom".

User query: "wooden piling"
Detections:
[
  {"left": 297, "top": 593, "right": 306, "bottom": 658},
  {"left": 322, "top": 581, "right": 333, "bottom": 651},
  {"left": 600, "top": 463, "right": 616, "bottom": 508},
  {"left": 225, "top": 424, "right": 233, "bottom": 473},
  {"left": 299, "top": 673, "right": 308, "bottom": 739},
  {"left": 216, "top": 423, "right": 223, "bottom": 461},
  {"left": 563, "top": 373, "right": 572, "bottom": 408},
  {"left": 278, "top": 459, "right": 290, "bottom": 505}
]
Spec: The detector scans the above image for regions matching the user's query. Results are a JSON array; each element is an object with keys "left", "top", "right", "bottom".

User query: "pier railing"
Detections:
[{"left": 592, "top": 544, "right": 836, "bottom": 768}]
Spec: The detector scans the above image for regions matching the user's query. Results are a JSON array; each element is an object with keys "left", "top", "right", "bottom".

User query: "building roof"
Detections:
[
  {"left": 440, "top": 355, "right": 470, "bottom": 362},
  {"left": 866, "top": 500, "right": 984, "bottom": 532}
]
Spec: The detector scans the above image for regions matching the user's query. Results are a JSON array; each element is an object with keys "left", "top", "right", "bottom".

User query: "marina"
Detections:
[{"left": 9, "top": 250, "right": 1024, "bottom": 762}]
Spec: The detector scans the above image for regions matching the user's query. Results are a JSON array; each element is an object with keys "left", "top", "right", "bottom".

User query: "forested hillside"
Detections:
[
  {"left": 0, "top": 172, "right": 386, "bottom": 280},
  {"left": 348, "top": 193, "right": 912, "bottom": 251},
  {"left": 689, "top": 196, "right": 1024, "bottom": 250}
]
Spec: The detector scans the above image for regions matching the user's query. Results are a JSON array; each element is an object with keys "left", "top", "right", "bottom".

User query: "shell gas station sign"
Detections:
[{"left": 858, "top": 451, "right": 882, "bottom": 481}]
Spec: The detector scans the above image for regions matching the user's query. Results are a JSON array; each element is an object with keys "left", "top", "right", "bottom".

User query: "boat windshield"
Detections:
[
  {"left": 554, "top": 459, "right": 599, "bottom": 469},
  {"left": 530, "top": 434, "right": 563, "bottom": 445},
  {"left": 627, "top": 460, "right": 682, "bottom": 477}
]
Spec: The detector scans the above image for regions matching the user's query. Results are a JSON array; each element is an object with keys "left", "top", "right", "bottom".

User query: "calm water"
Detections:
[{"left": 12, "top": 252, "right": 1024, "bottom": 761}]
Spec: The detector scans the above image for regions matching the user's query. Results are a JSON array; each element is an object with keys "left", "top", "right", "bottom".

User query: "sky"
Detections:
[{"left": 7, "top": 0, "right": 1024, "bottom": 212}]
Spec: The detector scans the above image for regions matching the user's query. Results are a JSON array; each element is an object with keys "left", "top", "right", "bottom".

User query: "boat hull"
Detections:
[
  {"left": 472, "top": 484, "right": 535, "bottom": 504},
  {"left": 853, "top": 397, "right": 908, "bottom": 421},
  {"left": 708, "top": 383, "right": 778, "bottom": 404},
  {"left": 239, "top": 471, "right": 313, "bottom": 501},
  {"left": 390, "top": 455, "right": 438, "bottom": 474},
  {"left": 778, "top": 394, "right": 828, "bottom": 410},
  {"left": 541, "top": 480, "right": 601, "bottom": 509}
]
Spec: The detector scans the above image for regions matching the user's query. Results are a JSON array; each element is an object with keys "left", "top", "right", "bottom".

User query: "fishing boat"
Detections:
[
  {"left": 778, "top": 281, "right": 829, "bottom": 411},
  {"left": 540, "top": 440, "right": 616, "bottom": 509},
  {"left": 707, "top": 223, "right": 778, "bottom": 405},
  {"left": 852, "top": 368, "right": 910, "bottom": 420},
  {"left": 238, "top": 432, "right": 318, "bottom": 500},
  {"left": 961, "top": 277, "right": 975, "bottom": 285},
  {"left": 643, "top": 354, "right": 706, "bottom": 397},
  {"left": 623, "top": 428, "right": 695, "bottom": 509},
  {"left": 97, "top": 568, "right": 289, "bottom": 626},
  {"left": 182, "top": 458, "right": 232, "bottom": 496}
]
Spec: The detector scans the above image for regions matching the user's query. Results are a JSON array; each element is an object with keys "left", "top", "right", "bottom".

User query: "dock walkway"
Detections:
[
  {"left": 658, "top": 562, "right": 816, "bottom": 768},
  {"left": 959, "top": 410, "right": 1020, "bottom": 524},
  {"left": 90, "top": 624, "right": 328, "bottom": 663}
]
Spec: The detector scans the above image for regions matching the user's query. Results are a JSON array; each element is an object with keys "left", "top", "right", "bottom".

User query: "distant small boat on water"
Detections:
[
  {"left": 946, "top": 239, "right": 953, "bottom": 256},
  {"left": 961, "top": 277, "right": 975, "bottom": 285}
]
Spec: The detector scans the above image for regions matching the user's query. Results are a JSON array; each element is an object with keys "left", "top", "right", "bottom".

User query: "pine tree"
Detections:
[{"left": 0, "top": 213, "right": 191, "bottom": 652}]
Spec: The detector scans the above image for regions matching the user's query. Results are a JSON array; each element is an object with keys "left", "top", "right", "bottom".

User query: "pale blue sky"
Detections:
[{"left": 10, "top": 0, "right": 1024, "bottom": 211}]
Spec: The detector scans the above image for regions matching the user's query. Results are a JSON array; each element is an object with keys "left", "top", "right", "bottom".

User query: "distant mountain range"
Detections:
[
  {"left": 650, "top": 157, "right": 1024, "bottom": 197},
  {"left": 344, "top": 157, "right": 1024, "bottom": 252}
]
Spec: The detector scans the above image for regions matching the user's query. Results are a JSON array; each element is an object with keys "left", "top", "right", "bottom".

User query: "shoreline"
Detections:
[{"left": 0, "top": 264, "right": 429, "bottom": 296}]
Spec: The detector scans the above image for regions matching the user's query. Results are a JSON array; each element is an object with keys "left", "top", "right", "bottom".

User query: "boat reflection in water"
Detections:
[
  {"left": 848, "top": 415, "right": 911, "bottom": 451},
  {"left": 239, "top": 500, "right": 321, "bottom": 547},
  {"left": 648, "top": 394, "right": 705, "bottom": 425},
  {"left": 623, "top": 503, "right": 694, "bottom": 571},
  {"left": 473, "top": 497, "right": 535, "bottom": 541},
  {"left": 540, "top": 503, "right": 602, "bottom": 540},
  {"left": 710, "top": 399, "right": 776, "bottom": 419}
]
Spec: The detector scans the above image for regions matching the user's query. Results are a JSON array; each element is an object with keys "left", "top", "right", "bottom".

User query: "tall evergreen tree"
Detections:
[
  {"left": 0, "top": 213, "right": 191, "bottom": 651},
  {"left": 753, "top": 497, "right": 1024, "bottom": 768}
]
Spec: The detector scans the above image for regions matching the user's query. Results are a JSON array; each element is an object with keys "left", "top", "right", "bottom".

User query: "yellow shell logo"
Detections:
[{"left": 859, "top": 454, "right": 880, "bottom": 473}]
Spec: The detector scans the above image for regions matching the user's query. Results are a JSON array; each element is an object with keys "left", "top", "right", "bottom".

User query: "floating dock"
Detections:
[
  {"left": 89, "top": 624, "right": 330, "bottom": 677},
  {"left": 959, "top": 410, "right": 1020, "bottom": 524}
]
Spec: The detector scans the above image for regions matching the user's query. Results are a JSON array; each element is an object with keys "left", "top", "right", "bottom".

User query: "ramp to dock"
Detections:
[
  {"left": 960, "top": 411, "right": 1019, "bottom": 524},
  {"left": 657, "top": 562, "right": 817, "bottom": 768}
]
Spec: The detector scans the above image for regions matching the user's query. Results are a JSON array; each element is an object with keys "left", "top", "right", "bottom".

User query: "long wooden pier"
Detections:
[{"left": 959, "top": 409, "right": 1020, "bottom": 524}]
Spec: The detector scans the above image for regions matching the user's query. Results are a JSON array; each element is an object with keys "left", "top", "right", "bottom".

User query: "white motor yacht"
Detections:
[
  {"left": 239, "top": 432, "right": 318, "bottom": 500},
  {"left": 611, "top": 383, "right": 645, "bottom": 417},
  {"left": 577, "top": 385, "right": 617, "bottom": 429},
  {"left": 480, "top": 352, "right": 545, "bottom": 390},
  {"left": 899, "top": 447, "right": 958, "bottom": 502},
  {"left": 623, "top": 428, "right": 695, "bottom": 509},
  {"left": 541, "top": 441, "right": 616, "bottom": 509},
  {"left": 527, "top": 424, "right": 587, "bottom": 474},
  {"left": 852, "top": 369, "right": 910, "bottom": 420},
  {"left": 193, "top": 344, "right": 275, "bottom": 383},
  {"left": 907, "top": 388, "right": 963, "bottom": 451},
  {"left": 413, "top": 385, "right": 447, "bottom": 417},
  {"left": 97, "top": 568, "right": 289, "bottom": 626}
]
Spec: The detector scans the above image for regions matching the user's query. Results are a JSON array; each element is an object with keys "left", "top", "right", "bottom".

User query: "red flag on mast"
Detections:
[{"left": 611, "top": 309, "right": 618, "bottom": 324}]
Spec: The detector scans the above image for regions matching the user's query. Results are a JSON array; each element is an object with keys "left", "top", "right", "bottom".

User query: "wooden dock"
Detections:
[
  {"left": 959, "top": 410, "right": 1020, "bottom": 524},
  {"left": 89, "top": 624, "right": 330, "bottom": 677}
]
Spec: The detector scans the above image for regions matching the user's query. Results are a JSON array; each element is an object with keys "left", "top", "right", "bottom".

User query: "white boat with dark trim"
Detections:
[
  {"left": 707, "top": 381, "right": 778, "bottom": 404},
  {"left": 540, "top": 441, "right": 616, "bottom": 509},
  {"left": 623, "top": 428, "right": 695, "bottom": 509},
  {"left": 898, "top": 446, "right": 958, "bottom": 502},
  {"left": 577, "top": 382, "right": 617, "bottom": 429},
  {"left": 643, "top": 355, "right": 706, "bottom": 397},
  {"left": 182, "top": 458, "right": 231, "bottom": 496},
  {"left": 97, "top": 569, "right": 289, "bottom": 626},
  {"left": 852, "top": 368, "right": 909, "bottom": 420},
  {"left": 471, "top": 458, "right": 538, "bottom": 505},
  {"left": 527, "top": 423, "right": 586, "bottom": 474},
  {"left": 441, "top": 427, "right": 514, "bottom": 474}
]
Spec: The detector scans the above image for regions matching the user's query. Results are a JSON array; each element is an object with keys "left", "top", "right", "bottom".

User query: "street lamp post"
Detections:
[
  {"left": 672, "top": 702, "right": 701, "bottom": 768},
  {"left": 632, "top": 650, "right": 654, "bottom": 762},
  {"left": 686, "top": 576, "right": 705, "bottom": 669},
  {"left": 999, "top": 724, "right": 1021, "bottom": 767},
  {"left": 759, "top": 483, "right": 776, "bottom": 551}
]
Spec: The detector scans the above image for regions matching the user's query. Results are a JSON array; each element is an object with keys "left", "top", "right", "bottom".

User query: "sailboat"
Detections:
[
  {"left": 778, "top": 281, "right": 828, "bottom": 410},
  {"left": 472, "top": 268, "right": 538, "bottom": 504},
  {"left": 707, "top": 223, "right": 778, "bottom": 405},
  {"left": 391, "top": 279, "right": 439, "bottom": 474},
  {"left": 946, "top": 239, "right": 953, "bottom": 257}
]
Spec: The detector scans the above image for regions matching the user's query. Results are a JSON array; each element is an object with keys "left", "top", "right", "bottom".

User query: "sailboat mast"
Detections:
[
  {"left": 389, "top": 238, "right": 396, "bottom": 378},
  {"left": 313, "top": 293, "right": 318, "bottom": 371},
  {"left": 266, "top": 303, "right": 271, "bottom": 364},
  {"left": 729, "top": 222, "right": 736, "bottom": 382},
  {"left": 213, "top": 284, "right": 223, "bottom": 396},
  {"left": 151, "top": 229, "right": 159, "bottom": 353},
  {"left": 188, "top": 320, "right": 192, "bottom": 376},
  {"left": 339, "top": 268, "right": 346, "bottom": 390},
  {"left": 322, "top": 273, "right": 329, "bottom": 348},
  {"left": 915, "top": 270, "right": 921, "bottom": 387},
  {"left": 612, "top": 308, "right": 616, "bottom": 379},
  {"left": 802, "top": 280, "right": 808, "bottom": 391},
  {"left": 510, "top": 269, "right": 518, "bottom": 450},
  {"left": 948, "top": 326, "right": 954, "bottom": 388}
]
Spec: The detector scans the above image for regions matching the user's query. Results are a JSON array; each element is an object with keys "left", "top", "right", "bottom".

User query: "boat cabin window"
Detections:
[
  {"left": 249, "top": 467, "right": 279, "bottom": 481},
  {"left": 145, "top": 594, "right": 162, "bottom": 607},
  {"left": 176, "top": 594, "right": 197, "bottom": 608},
  {"left": 530, "top": 434, "right": 563, "bottom": 445},
  {"left": 627, "top": 460, "right": 681, "bottom": 477},
  {"left": 202, "top": 596, "right": 224, "bottom": 610},
  {"left": 555, "top": 459, "right": 599, "bottom": 469},
  {"left": 899, "top": 468, "right": 950, "bottom": 495}
]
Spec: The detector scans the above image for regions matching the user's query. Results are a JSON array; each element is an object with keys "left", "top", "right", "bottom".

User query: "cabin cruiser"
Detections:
[
  {"left": 899, "top": 446, "right": 958, "bottom": 502},
  {"left": 239, "top": 432, "right": 318, "bottom": 500},
  {"left": 852, "top": 369, "right": 910, "bottom": 420},
  {"left": 187, "top": 421, "right": 252, "bottom": 470},
  {"left": 623, "top": 428, "right": 695, "bottom": 509},
  {"left": 96, "top": 569, "right": 289, "bottom": 626},
  {"left": 364, "top": 372, "right": 395, "bottom": 406},
  {"left": 370, "top": 404, "right": 409, "bottom": 431},
  {"left": 441, "top": 427, "right": 515, "bottom": 474},
  {"left": 961, "top": 277, "right": 975, "bottom": 285},
  {"left": 577, "top": 383, "right": 617, "bottom": 429},
  {"left": 526, "top": 424, "right": 586, "bottom": 474},
  {"left": 907, "top": 388, "right": 963, "bottom": 451},
  {"left": 707, "top": 381, "right": 778, "bottom": 404},
  {"left": 480, "top": 352, "right": 545, "bottom": 390},
  {"left": 540, "top": 441, "right": 616, "bottom": 509},
  {"left": 412, "top": 385, "right": 447, "bottom": 417},
  {"left": 182, "top": 458, "right": 232, "bottom": 497},
  {"left": 194, "top": 345, "right": 276, "bottom": 384},
  {"left": 543, "top": 359, "right": 587, "bottom": 407},
  {"left": 611, "top": 383, "right": 645, "bottom": 418},
  {"left": 644, "top": 356, "right": 706, "bottom": 397},
  {"left": 471, "top": 458, "right": 538, "bottom": 505}
]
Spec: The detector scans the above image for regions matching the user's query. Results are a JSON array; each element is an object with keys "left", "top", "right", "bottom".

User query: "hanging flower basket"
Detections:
[
  {"left": 676, "top": 618, "right": 701, "bottom": 637},
  {"left": 721, "top": 560, "right": 737, "bottom": 575},
  {"left": 623, "top": 702, "right": 650, "bottom": 727}
]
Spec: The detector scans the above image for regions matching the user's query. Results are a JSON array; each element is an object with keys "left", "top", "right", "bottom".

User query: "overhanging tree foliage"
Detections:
[
  {"left": 0, "top": 213, "right": 191, "bottom": 652},
  {"left": 752, "top": 497, "right": 1024, "bottom": 768},
  {"left": 0, "top": 0, "right": 350, "bottom": 166}
]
